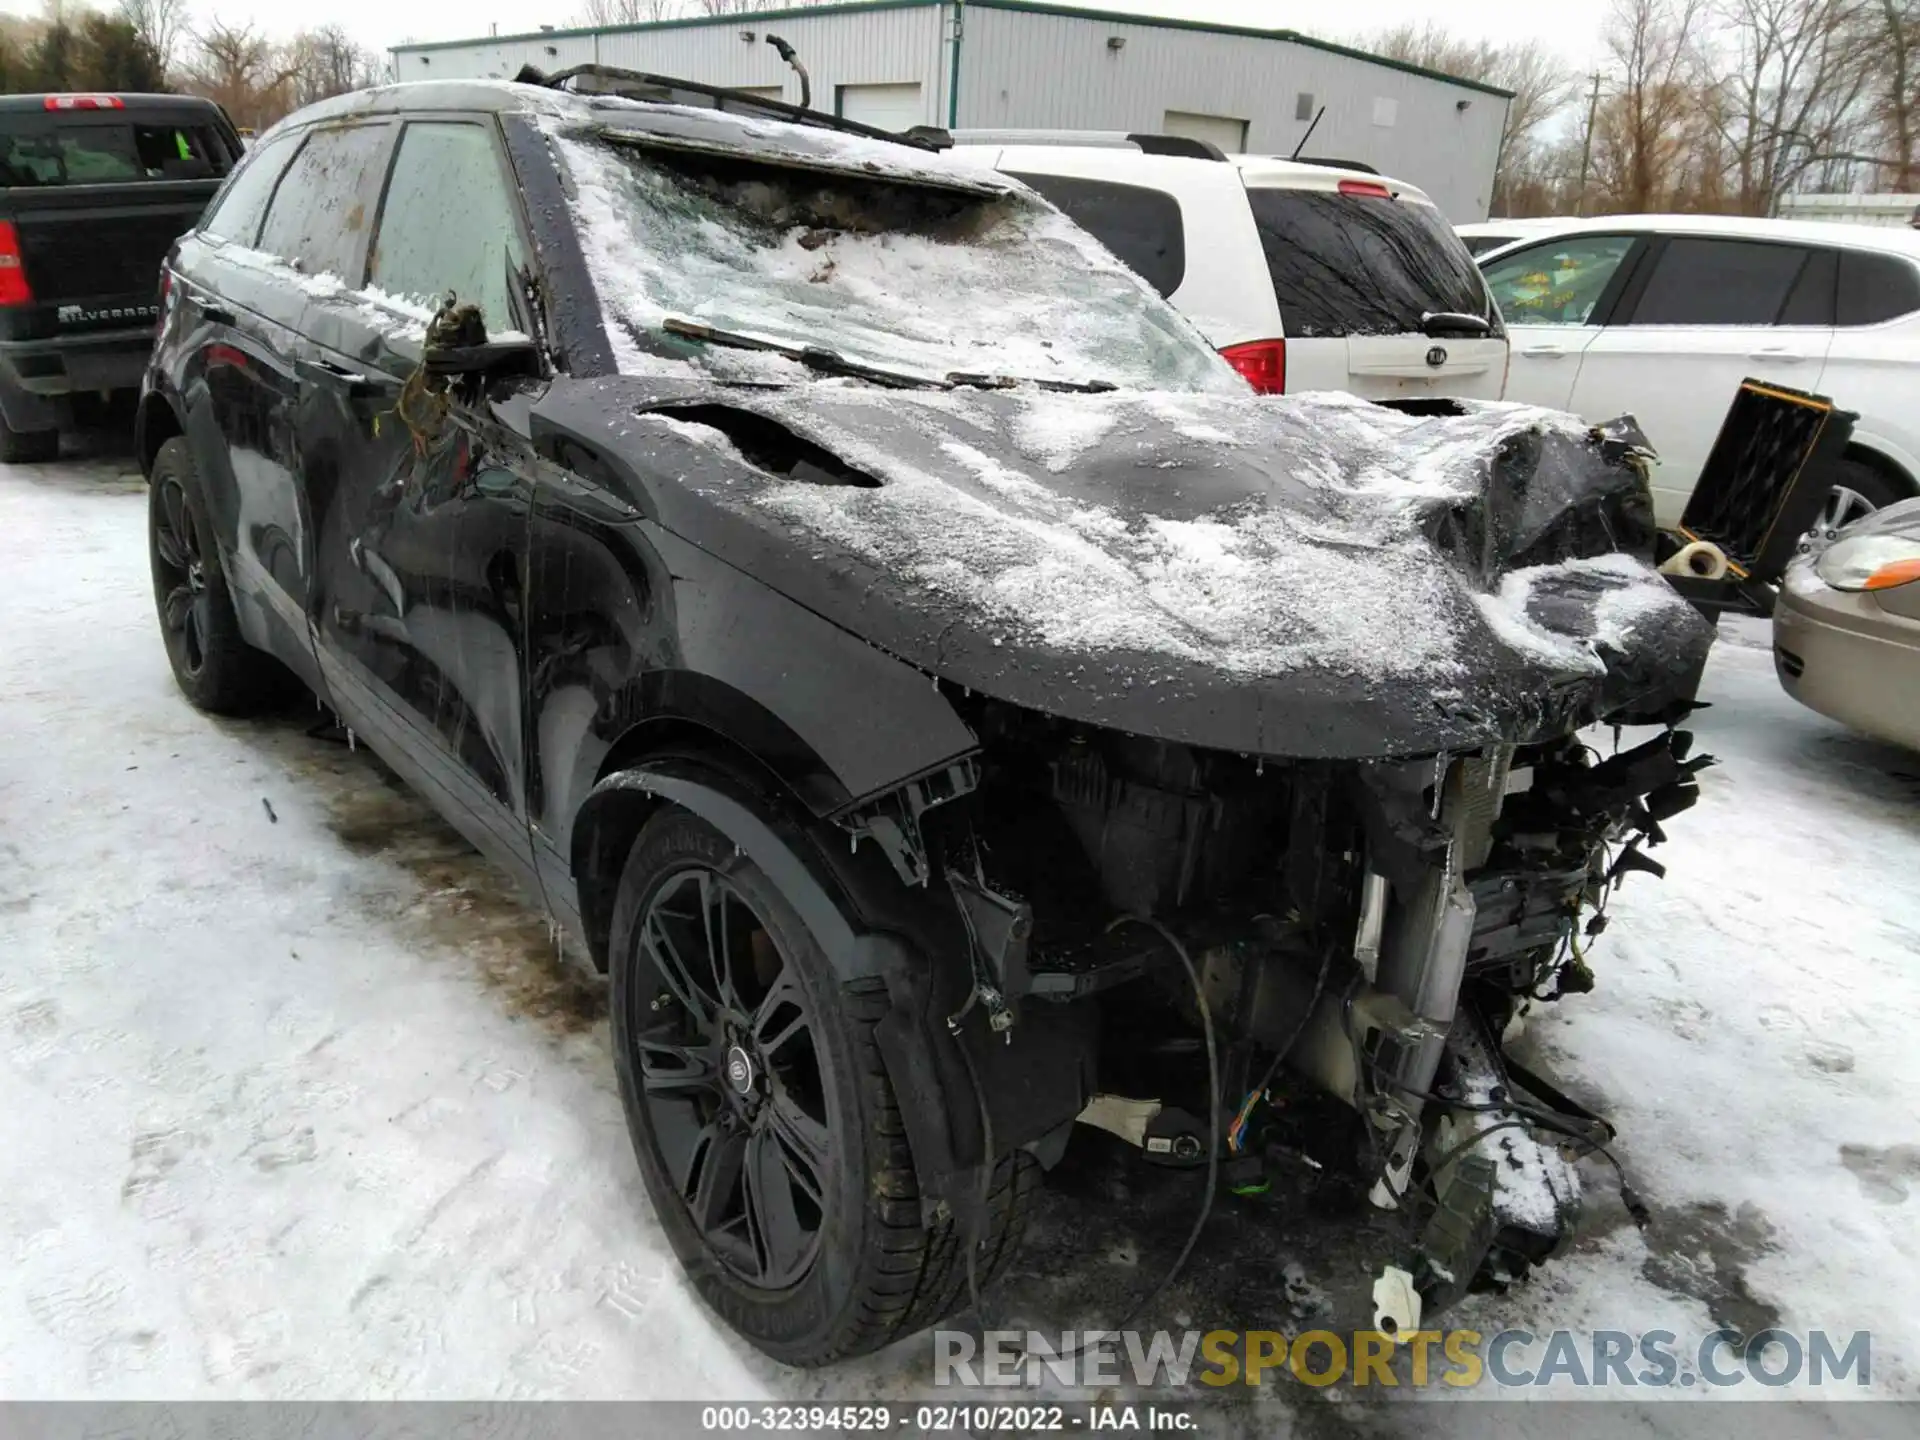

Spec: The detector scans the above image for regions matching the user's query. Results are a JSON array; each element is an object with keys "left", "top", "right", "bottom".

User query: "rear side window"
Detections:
[
  {"left": 0, "top": 118, "right": 237, "bottom": 187},
  {"left": 1625, "top": 238, "right": 1810, "bottom": 325},
  {"left": 201, "top": 131, "right": 300, "bottom": 246},
  {"left": 369, "top": 122, "right": 527, "bottom": 329},
  {"left": 1246, "top": 188, "right": 1490, "bottom": 338},
  {"left": 1777, "top": 247, "right": 1837, "bottom": 325},
  {"left": 1005, "top": 172, "right": 1186, "bottom": 298},
  {"left": 1837, "top": 250, "right": 1920, "bottom": 325},
  {"left": 256, "top": 123, "right": 393, "bottom": 284}
]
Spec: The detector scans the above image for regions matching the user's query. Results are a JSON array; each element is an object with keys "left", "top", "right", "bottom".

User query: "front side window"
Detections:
[
  {"left": 368, "top": 122, "right": 526, "bottom": 331},
  {"left": 201, "top": 130, "right": 300, "bottom": 246},
  {"left": 1624, "top": 238, "right": 1810, "bottom": 326},
  {"left": 255, "top": 123, "right": 393, "bottom": 283},
  {"left": 548, "top": 125, "right": 1241, "bottom": 394},
  {"left": 1004, "top": 172, "right": 1187, "bottom": 299},
  {"left": 1245, "top": 187, "right": 1492, "bottom": 338},
  {"left": 1482, "top": 235, "right": 1636, "bottom": 327}
]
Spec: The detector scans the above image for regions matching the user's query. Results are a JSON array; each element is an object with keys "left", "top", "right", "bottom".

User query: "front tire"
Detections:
[
  {"left": 609, "top": 806, "right": 1034, "bottom": 1366},
  {"left": 148, "top": 436, "right": 291, "bottom": 715}
]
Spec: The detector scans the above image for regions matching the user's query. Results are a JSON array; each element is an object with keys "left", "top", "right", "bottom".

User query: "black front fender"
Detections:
[{"left": 588, "top": 759, "right": 1095, "bottom": 1224}]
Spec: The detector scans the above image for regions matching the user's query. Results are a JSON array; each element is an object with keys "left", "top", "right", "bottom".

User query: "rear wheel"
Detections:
[
  {"left": 0, "top": 414, "right": 59, "bottom": 464},
  {"left": 148, "top": 437, "right": 292, "bottom": 715},
  {"left": 609, "top": 806, "right": 1035, "bottom": 1366}
]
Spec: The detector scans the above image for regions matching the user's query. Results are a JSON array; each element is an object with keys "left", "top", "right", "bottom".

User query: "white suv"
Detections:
[
  {"left": 951, "top": 132, "right": 1508, "bottom": 401},
  {"left": 1478, "top": 215, "right": 1920, "bottom": 531}
]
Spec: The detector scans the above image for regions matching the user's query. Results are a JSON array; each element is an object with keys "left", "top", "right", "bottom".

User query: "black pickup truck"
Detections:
[{"left": 0, "top": 93, "right": 241, "bottom": 462}]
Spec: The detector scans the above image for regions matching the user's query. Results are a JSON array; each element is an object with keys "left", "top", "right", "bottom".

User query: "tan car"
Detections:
[{"left": 1775, "top": 498, "right": 1920, "bottom": 749}]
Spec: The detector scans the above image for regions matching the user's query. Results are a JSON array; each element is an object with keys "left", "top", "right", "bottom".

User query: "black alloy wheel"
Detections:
[
  {"left": 152, "top": 472, "right": 213, "bottom": 683},
  {"left": 609, "top": 806, "right": 1038, "bottom": 1365},
  {"left": 146, "top": 436, "right": 295, "bottom": 715},
  {"left": 629, "top": 865, "right": 830, "bottom": 1290}
]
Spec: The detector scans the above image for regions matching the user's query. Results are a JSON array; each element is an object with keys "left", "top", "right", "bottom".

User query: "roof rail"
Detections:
[
  {"left": 947, "top": 128, "right": 1226, "bottom": 159},
  {"left": 1125, "top": 133, "right": 1226, "bottom": 160},
  {"left": 1290, "top": 156, "right": 1380, "bottom": 174},
  {"left": 513, "top": 63, "right": 940, "bottom": 151}
]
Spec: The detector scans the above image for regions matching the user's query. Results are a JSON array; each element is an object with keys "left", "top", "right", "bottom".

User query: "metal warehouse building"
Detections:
[{"left": 389, "top": 1, "right": 1513, "bottom": 220}]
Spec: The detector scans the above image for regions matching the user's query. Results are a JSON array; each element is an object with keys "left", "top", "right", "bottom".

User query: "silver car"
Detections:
[{"left": 1775, "top": 498, "right": 1920, "bottom": 750}]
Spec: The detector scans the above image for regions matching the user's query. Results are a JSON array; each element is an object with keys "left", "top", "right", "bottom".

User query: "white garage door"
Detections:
[
  {"left": 1163, "top": 110, "right": 1249, "bottom": 155},
  {"left": 836, "top": 82, "right": 925, "bottom": 133}
]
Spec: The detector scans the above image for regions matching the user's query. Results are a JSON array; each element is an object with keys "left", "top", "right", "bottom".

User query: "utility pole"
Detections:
[{"left": 1575, "top": 71, "right": 1603, "bottom": 217}]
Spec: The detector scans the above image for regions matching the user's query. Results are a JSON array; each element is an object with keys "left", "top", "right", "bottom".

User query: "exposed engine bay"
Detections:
[{"left": 845, "top": 691, "right": 1711, "bottom": 1331}]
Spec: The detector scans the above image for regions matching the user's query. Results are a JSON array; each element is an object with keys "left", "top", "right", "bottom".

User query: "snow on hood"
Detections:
[{"left": 703, "top": 385, "right": 1701, "bottom": 684}]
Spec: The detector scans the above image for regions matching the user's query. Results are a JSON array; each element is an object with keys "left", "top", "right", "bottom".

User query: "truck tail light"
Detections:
[
  {"left": 0, "top": 222, "right": 33, "bottom": 307},
  {"left": 1221, "top": 338, "right": 1286, "bottom": 394},
  {"left": 44, "top": 94, "right": 124, "bottom": 111}
]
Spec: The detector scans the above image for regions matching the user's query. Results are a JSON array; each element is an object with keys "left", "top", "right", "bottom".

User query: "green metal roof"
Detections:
[{"left": 390, "top": 0, "right": 1517, "bottom": 101}]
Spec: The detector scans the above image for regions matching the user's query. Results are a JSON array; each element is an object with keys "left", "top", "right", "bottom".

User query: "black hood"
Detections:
[{"left": 530, "top": 377, "right": 1714, "bottom": 760}]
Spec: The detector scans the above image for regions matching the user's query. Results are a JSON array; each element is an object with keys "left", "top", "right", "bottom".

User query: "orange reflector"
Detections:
[{"left": 1864, "top": 559, "right": 1920, "bottom": 591}]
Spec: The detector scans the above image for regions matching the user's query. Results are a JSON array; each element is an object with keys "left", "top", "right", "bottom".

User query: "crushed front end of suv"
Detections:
[{"left": 141, "top": 75, "right": 1715, "bottom": 1366}]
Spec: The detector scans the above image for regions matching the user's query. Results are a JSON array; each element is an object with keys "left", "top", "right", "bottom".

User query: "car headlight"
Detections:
[{"left": 1815, "top": 533, "right": 1920, "bottom": 592}]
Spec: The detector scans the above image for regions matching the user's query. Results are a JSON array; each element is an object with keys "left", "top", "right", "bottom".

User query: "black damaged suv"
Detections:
[
  {"left": 141, "top": 73, "right": 1712, "bottom": 1364},
  {"left": 0, "top": 92, "right": 240, "bottom": 461}
]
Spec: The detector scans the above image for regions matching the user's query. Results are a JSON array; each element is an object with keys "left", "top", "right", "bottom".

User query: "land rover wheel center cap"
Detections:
[{"left": 725, "top": 1045, "right": 756, "bottom": 1096}]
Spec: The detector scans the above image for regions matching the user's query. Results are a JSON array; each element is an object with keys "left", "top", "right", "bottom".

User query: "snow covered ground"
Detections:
[{"left": 3, "top": 451, "right": 1917, "bottom": 1426}]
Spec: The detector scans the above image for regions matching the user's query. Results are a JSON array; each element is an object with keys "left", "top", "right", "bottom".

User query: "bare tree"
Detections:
[
  {"left": 579, "top": 0, "right": 678, "bottom": 21},
  {"left": 1589, "top": 0, "right": 1712, "bottom": 212},
  {"left": 181, "top": 20, "right": 299, "bottom": 131},
  {"left": 117, "top": 0, "right": 187, "bottom": 76},
  {"left": 285, "top": 23, "right": 381, "bottom": 108},
  {"left": 576, "top": 0, "right": 834, "bottom": 17},
  {"left": 1700, "top": 0, "right": 1868, "bottom": 213},
  {"left": 1363, "top": 23, "right": 1578, "bottom": 213},
  {"left": 1855, "top": 0, "right": 1918, "bottom": 187}
]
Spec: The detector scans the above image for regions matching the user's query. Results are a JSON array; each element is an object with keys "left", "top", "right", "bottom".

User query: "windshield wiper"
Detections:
[
  {"left": 662, "top": 317, "right": 943, "bottom": 389},
  {"left": 946, "top": 371, "right": 1119, "bottom": 395}
]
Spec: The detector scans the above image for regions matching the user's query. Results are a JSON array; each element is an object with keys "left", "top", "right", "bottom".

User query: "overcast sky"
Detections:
[{"left": 4, "top": 0, "right": 1609, "bottom": 67}]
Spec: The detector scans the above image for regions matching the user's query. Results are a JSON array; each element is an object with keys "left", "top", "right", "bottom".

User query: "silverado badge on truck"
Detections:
[{"left": 56, "top": 303, "right": 159, "bottom": 327}]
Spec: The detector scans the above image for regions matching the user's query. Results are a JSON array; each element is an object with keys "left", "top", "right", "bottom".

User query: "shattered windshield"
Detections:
[{"left": 550, "top": 124, "right": 1244, "bottom": 394}]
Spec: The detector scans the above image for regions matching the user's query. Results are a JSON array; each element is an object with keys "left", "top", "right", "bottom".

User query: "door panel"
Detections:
[
  {"left": 1568, "top": 237, "right": 1833, "bottom": 527},
  {"left": 1480, "top": 234, "right": 1642, "bottom": 412},
  {"left": 297, "top": 114, "right": 544, "bottom": 882},
  {"left": 174, "top": 237, "right": 317, "bottom": 682}
]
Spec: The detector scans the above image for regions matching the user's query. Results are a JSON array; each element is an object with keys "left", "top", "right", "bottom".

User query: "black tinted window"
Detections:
[
  {"left": 1246, "top": 188, "right": 1489, "bottom": 338},
  {"left": 1627, "top": 238, "right": 1809, "bottom": 325},
  {"left": 1006, "top": 172, "right": 1185, "bottom": 298},
  {"left": 256, "top": 124, "right": 392, "bottom": 283},
  {"left": 369, "top": 123, "right": 526, "bottom": 329},
  {"left": 1777, "top": 247, "right": 1836, "bottom": 325},
  {"left": 201, "top": 131, "right": 299, "bottom": 246},
  {"left": 1837, "top": 250, "right": 1920, "bottom": 325},
  {"left": 0, "top": 119, "right": 235, "bottom": 187}
]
